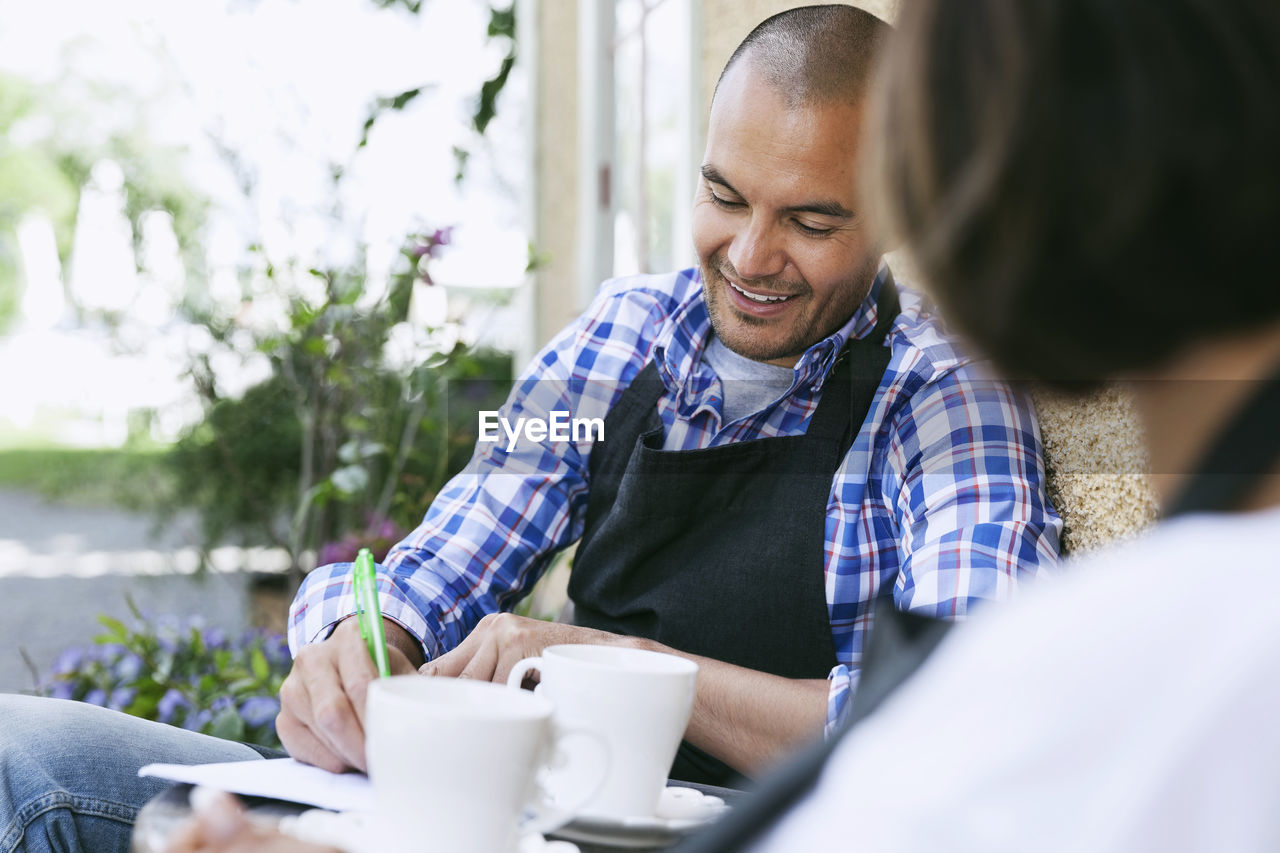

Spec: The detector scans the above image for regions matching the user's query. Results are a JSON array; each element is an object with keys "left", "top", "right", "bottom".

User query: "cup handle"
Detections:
[
  {"left": 523, "top": 726, "right": 611, "bottom": 835},
  {"left": 506, "top": 656, "right": 544, "bottom": 690}
]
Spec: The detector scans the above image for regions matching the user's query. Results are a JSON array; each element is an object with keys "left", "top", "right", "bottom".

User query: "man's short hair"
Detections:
[
  {"left": 866, "top": 0, "right": 1280, "bottom": 388},
  {"left": 715, "top": 4, "right": 890, "bottom": 108}
]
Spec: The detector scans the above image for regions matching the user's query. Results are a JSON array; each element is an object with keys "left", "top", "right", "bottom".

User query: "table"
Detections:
[{"left": 131, "top": 780, "right": 747, "bottom": 853}]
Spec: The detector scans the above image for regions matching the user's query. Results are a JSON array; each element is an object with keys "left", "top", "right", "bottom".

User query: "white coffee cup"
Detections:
[
  {"left": 365, "top": 675, "right": 601, "bottom": 853},
  {"left": 506, "top": 644, "right": 699, "bottom": 820}
]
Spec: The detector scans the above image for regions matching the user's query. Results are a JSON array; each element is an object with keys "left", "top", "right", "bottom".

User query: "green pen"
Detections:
[{"left": 352, "top": 547, "right": 391, "bottom": 678}]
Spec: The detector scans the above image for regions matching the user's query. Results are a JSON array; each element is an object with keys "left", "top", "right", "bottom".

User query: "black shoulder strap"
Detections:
[
  {"left": 1166, "top": 362, "right": 1280, "bottom": 518},
  {"left": 671, "top": 603, "right": 951, "bottom": 853}
]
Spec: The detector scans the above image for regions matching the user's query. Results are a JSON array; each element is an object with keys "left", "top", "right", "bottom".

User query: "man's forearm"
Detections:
[{"left": 629, "top": 638, "right": 829, "bottom": 777}]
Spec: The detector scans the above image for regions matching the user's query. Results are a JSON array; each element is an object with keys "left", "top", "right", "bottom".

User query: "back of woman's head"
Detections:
[{"left": 866, "top": 0, "right": 1280, "bottom": 387}]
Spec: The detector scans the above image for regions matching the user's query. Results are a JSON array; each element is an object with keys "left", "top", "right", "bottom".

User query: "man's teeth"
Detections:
[{"left": 728, "top": 280, "right": 792, "bottom": 303}]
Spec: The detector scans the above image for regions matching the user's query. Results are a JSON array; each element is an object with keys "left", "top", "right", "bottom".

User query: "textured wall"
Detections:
[{"left": 1031, "top": 387, "right": 1160, "bottom": 555}]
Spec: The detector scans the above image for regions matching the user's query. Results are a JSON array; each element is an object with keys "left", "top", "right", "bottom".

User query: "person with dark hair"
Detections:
[
  {"left": 0, "top": 7, "right": 1062, "bottom": 852},
  {"left": 667, "top": 1, "right": 1280, "bottom": 850}
]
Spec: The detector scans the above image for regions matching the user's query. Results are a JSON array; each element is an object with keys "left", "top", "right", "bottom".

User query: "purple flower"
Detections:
[
  {"left": 372, "top": 516, "right": 402, "bottom": 541},
  {"left": 48, "top": 680, "right": 75, "bottom": 701},
  {"left": 114, "top": 652, "right": 143, "bottom": 682},
  {"left": 157, "top": 689, "right": 188, "bottom": 724},
  {"left": 204, "top": 627, "right": 228, "bottom": 650},
  {"left": 109, "top": 687, "right": 136, "bottom": 711},
  {"left": 239, "top": 696, "right": 281, "bottom": 729},
  {"left": 52, "top": 648, "right": 84, "bottom": 674},
  {"left": 83, "top": 688, "right": 108, "bottom": 707},
  {"left": 211, "top": 695, "right": 234, "bottom": 713},
  {"left": 183, "top": 709, "right": 213, "bottom": 732},
  {"left": 317, "top": 540, "right": 359, "bottom": 566},
  {"left": 262, "top": 634, "right": 291, "bottom": 667}
]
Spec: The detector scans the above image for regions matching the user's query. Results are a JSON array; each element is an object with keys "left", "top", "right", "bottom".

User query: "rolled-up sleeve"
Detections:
[{"left": 824, "top": 362, "right": 1061, "bottom": 734}]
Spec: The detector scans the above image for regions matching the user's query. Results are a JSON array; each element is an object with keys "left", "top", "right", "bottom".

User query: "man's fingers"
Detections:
[
  {"left": 426, "top": 628, "right": 480, "bottom": 678},
  {"left": 277, "top": 666, "right": 345, "bottom": 772},
  {"left": 336, "top": 632, "right": 378, "bottom": 730},
  {"left": 494, "top": 647, "right": 542, "bottom": 686},
  {"left": 299, "top": 651, "right": 367, "bottom": 771},
  {"left": 456, "top": 638, "right": 501, "bottom": 682},
  {"left": 275, "top": 707, "right": 348, "bottom": 774}
]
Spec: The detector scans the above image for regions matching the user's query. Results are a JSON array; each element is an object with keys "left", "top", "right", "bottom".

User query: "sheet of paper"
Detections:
[{"left": 138, "top": 757, "right": 375, "bottom": 813}]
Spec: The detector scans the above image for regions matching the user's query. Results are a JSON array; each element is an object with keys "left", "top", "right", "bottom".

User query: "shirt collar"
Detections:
[{"left": 653, "top": 260, "right": 891, "bottom": 395}]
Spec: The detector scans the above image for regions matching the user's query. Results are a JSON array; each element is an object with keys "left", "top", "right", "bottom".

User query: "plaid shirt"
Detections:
[{"left": 290, "top": 263, "right": 1061, "bottom": 731}]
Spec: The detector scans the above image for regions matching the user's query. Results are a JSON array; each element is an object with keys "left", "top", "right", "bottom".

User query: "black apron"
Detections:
[
  {"left": 570, "top": 278, "right": 900, "bottom": 786},
  {"left": 672, "top": 360, "right": 1280, "bottom": 853}
]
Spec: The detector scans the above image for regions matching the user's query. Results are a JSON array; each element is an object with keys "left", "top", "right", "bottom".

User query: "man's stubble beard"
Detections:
[{"left": 700, "top": 255, "right": 879, "bottom": 364}]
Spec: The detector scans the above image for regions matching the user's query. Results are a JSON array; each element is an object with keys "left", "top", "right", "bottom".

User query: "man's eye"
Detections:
[
  {"left": 709, "top": 192, "right": 744, "bottom": 209},
  {"left": 795, "top": 220, "right": 833, "bottom": 236}
]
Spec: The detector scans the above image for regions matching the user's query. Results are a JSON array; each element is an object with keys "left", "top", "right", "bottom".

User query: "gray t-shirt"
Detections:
[{"left": 701, "top": 335, "right": 796, "bottom": 425}]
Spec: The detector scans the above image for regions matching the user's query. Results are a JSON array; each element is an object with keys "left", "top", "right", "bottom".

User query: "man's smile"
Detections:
[{"left": 726, "top": 279, "right": 795, "bottom": 303}]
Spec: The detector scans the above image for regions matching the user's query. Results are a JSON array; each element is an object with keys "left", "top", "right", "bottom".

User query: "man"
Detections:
[
  {"left": 0, "top": 7, "right": 1058, "bottom": 852},
  {"left": 278, "top": 3, "right": 1057, "bottom": 786}
]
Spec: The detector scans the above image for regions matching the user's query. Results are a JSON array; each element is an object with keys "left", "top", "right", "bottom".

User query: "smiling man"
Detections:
[
  {"left": 278, "top": 3, "right": 1060, "bottom": 788},
  {"left": 695, "top": 76, "right": 879, "bottom": 367},
  {"left": 0, "top": 7, "right": 1060, "bottom": 853}
]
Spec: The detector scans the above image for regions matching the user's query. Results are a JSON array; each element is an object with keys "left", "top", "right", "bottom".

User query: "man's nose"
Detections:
[{"left": 727, "top": 216, "right": 785, "bottom": 281}]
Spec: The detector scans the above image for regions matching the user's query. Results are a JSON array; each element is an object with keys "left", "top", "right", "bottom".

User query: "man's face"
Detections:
[{"left": 692, "top": 62, "right": 880, "bottom": 367}]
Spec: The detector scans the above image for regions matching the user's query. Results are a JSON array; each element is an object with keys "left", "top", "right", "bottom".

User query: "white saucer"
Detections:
[
  {"left": 279, "top": 808, "right": 581, "bottom": 853},
  {"left": 551, "top": 787, "right": 730, "bottom": 849}
]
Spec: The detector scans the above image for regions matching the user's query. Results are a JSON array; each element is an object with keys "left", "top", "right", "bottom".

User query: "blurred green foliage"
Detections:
[{"left": 158, "top": 230, "right": 514, "bottom": 583}]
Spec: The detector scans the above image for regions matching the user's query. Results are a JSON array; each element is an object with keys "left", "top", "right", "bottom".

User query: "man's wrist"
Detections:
[
  {"left": 382, "top": 619, "right": 427, "bottom": 669},
  {"left": 331, "top": 614, "right": 427, "bottom": 669}
]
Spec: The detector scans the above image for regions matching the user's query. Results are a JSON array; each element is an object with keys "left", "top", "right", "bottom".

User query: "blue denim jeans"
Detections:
[{"left": 0, "top": 694, "right": 263, "bottom": 853}]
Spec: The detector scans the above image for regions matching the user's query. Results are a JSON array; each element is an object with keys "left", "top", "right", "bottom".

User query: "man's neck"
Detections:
[{"left": 1128, "top": 321, "right": 1280, "bottom": 514}]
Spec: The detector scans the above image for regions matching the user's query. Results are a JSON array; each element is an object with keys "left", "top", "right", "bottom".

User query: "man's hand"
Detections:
[
  {"left": 420, "top": 613, "right": 632, "bottom": 684},
  {"left": 419, "top": 613, "right": 831, "bottom": 775},
  {"left": 277, "top": 617, "right": 421, "bottom": 773}
]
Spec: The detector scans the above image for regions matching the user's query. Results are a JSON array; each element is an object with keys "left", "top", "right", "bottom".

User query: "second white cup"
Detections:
[{"left": 506, "top": 644, "right": 699, "bottom": 820}]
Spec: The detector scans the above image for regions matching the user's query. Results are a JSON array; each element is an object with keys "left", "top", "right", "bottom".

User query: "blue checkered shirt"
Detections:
[{"left": 290, "top": 264, "right": 1062, "bottom": 732}]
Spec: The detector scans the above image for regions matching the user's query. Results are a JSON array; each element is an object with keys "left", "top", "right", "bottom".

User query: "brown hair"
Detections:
[{"left": 865, "top": 0, "right": 1280, "bottom": 387}]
